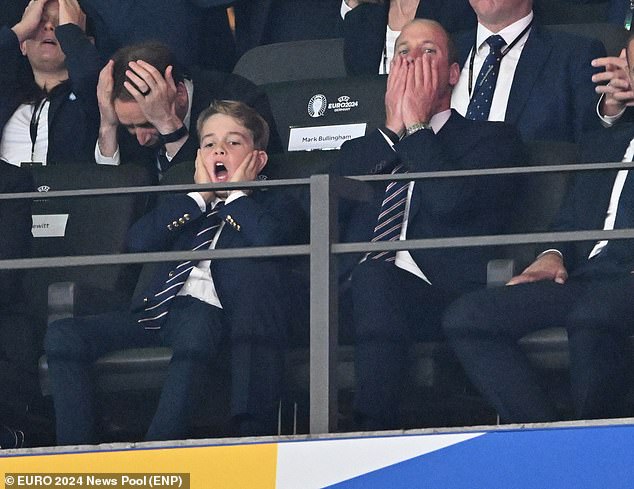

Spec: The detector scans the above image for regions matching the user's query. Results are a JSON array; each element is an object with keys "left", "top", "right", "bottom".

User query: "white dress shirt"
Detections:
[
  {"left": 0, "top": 100, "right": 50, "bottom": 166},
  {"left": 587, "top": 137, "right": 634, "bottom": 258},
  {"left": 451, "top": 12, "right": 533, "bottom": 121},
  {"left": 95, "top": 79, "right": 194, "bottom": 166},
  {"left": 377, "top": 109, "right": 452, "bottom": 283},
  {"left": 176, "top": 190, "right": 248, "bottom": 308}
]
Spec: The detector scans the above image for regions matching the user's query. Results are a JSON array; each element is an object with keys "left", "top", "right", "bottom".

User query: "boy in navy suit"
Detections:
[{"left": 45, "top": 100, "right": 303, "bottom": 445}]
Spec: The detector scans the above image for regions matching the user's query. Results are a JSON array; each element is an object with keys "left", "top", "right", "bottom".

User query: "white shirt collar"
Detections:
[
  {"left": 429, "top": 109, "right": 452, "bottom": 133},
  {"left": 475, "top": 11, "right": 534, "bottom": 53}
]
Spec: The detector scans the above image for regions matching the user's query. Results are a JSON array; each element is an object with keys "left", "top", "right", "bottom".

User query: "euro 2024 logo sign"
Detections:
[{"left": 308, "top": 94, "right": 327, "bottom": 118}]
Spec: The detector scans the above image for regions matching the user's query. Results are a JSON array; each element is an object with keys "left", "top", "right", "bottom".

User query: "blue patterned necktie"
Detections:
[
  {"left": 466, "top": 35, "right": 506, "bottom": 121},
  {"left": 366, "top": 164, "right": 409, "bottom": 262},
  {"left": 138, "top": 201, "right": 224, "bottom": 329}
]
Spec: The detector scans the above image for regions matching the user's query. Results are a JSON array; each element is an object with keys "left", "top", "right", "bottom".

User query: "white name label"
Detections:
[
  {"left": 288, "top": 123, "right": 367, "bottom": 151},
  {"left": 32, "top": 214, "right": 69, "bottom": 237}
]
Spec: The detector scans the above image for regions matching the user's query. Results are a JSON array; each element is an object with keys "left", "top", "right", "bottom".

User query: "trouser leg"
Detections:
[
  {"left": 45, "top": 311, "right": 154, "bottom": 445},
  {"left": 443, "top": 281, "right": 582, "bottom": 423},
  {"left": 566, "top": 275, "right": 634, "bottom": 419},
  {"left": 351, "top": 261, "right": 448, "bottom": 430},
  {"left": 146, "top": 296, "right": 224, "bottom": 441}
]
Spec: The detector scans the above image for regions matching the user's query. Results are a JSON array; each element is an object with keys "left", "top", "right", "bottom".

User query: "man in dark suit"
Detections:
[
  {"left": 443, "top": 35, "right": 634, "bottom": 423},
  {"left": 342, "top": 0, "right": 477, "bottom": 75},
  {"left": 79, "top": 0, "right": 237, "bottom": 72},
  {"left": 233, "top": 0, "right": 343, "bottom": 57},
  {"left": 0, "top": 0, "right": 101, "bottom": 166},
  {"left": 451, "top": 0, "right": 605, "bottom": 143},
  {"left": 45, "top": 100, "right": 304, "bottom": 445},
  {"left": 0, "top": 160, "right": 35, "bottom": 449},
  {"left": 95, "top": 42, "right": 282, "bottom": 178},
  {"left": 333, "top": 19, "right": 525, "bottom": 430}
]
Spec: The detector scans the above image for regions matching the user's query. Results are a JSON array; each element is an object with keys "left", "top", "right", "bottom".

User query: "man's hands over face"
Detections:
[
  {"left": 385, "top": 53, "right": 440, "bottom": 134},
  {"left": 506, "top": 251, "right": 568, "bottom": 286},
  {"left": 124, "top": 61, "right": 183, "bottom": 135},
  {"left": 58, "top": 0, "right": 85, "bottom": 31},
  {"left": 12, "top": 0, "right": 48, "bottom": 42},
  {"left": 593, "top": 49, "right": 634, "bottom": 117}
]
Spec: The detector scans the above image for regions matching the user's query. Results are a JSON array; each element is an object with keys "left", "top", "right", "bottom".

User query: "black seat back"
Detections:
[{"left": 233, "top": 38, "right": 346, "bottom": 85}]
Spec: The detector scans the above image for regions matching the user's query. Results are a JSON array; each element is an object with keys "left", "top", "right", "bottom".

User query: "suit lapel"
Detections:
[{"left": 505, "top": 25, "right": 552, "bottom": 126}]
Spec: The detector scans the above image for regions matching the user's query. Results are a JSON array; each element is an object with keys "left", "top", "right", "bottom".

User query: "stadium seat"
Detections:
[
  {"left": 547, "top": 22, "right": 629, "bottom": 56},
  {"left": 536, "top": 0, "right": 609, "bottom": 24},
  {"left": 233, "top": 38, "right": 346, "bottom": 85},
  {"left": 262, "top": 75, "right": 387, "bottom": 153}
]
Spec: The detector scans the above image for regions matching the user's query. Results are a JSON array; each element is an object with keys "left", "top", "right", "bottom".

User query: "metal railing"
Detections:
[{"left": 2, "top": 160, "right": 634, "bottom": 434}]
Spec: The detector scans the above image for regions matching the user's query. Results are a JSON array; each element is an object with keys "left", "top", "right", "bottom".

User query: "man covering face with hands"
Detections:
[{"left": 332, "top": 19, "right": 525, "bottom": 430}]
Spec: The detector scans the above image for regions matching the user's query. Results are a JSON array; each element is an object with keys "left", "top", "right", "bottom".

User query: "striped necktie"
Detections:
[
  {"left": 137, "top": 201, "right": 224, "bottom": 329},
  {"left": 466, "top": 35, "right": 506, "bottom": 121},
  {"left": 366, "top": 164, "right": 409, "bottom": 262}
]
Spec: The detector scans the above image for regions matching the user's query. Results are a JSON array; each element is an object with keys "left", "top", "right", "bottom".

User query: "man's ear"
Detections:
[
  {"left": 175, "top": 82, "right": 189, "bottom": 112},
  {"left": 255, "top": 150, "right": 268, "bottom": 173},
  {"left": 20, "top": 40, "right": 28, "bottom": 56},
  {"left": 449, "top": 62, "right": 461, "bottom": 86}
]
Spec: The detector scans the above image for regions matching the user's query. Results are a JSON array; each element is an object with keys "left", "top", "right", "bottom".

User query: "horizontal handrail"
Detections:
[{"left": 2, "top": 160, "right": 633, "bottom": 201}]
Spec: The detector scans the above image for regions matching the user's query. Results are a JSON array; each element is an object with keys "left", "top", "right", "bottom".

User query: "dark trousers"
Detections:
[
  {"left": 350, "top": 260, "right": 456, "bottom": 430},
  {"left": 443, "top": 269, "right": 634, "bottom": 424},
  {"left": 45, "top": 296, "right": 223, "bottom": 445}
]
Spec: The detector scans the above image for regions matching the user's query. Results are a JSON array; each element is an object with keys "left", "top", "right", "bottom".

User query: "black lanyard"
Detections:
[
  {"left": 468, "top": 20, "right": 533, "bottom": 96},
  {"left": 29, "top": 98, "right": 48, "bottom": 162}
]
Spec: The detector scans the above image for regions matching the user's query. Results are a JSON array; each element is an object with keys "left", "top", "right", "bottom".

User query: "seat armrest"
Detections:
[
  {"left": 487, "top": 259, "right": 516, "bottom": 288},
  {"left": 48, "top": 282, "right": 129, "bottom": 324}
]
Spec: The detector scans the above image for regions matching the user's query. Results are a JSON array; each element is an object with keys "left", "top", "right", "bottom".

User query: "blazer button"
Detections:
[
  {"left": 184, "top": 214, "right": 191, "bottom": 220},
  {"left": 143, "top": 297, "right": 149, "bottom": 304},
  {"left": 167, "top": 224, "right": 173, "bottom": 231},
  {"left": 168, "top": 271, "right": 174, "bottom": 278},
  {"left": 179, "top": 217, "right": 186, "bottom": 224},
  {"left": 172, "top": 220, "right": 179, "bottom": 227}
]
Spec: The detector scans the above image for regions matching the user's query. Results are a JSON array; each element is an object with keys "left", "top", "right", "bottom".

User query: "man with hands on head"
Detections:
[
  {"left": 443, "top": 35, "right": 634, "bottom": 424},
  {"left": 333, "top": 19, "right": 524, "bottom": 430},
  {"left": 0, "top": 0, "right": 100, "bottom": 166},
  {"left": 95, "top": 42, "right": 281, "bottom": 178},
  {"left": 45, "top": 100, "right": 304, "bottom": 445}
]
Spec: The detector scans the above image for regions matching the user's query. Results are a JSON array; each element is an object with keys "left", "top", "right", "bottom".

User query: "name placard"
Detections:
[
  {"left": 288, "top": 123, "right": 367, "bottom": 151},
  {"left": 32, "top": 214, "right": 69, "bottom": 237}
]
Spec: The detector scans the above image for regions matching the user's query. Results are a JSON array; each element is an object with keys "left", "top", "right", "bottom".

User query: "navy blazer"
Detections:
[
  {"left": 126, "top": 189, "right": 305, "bottom": 316},
  {"left": 548, "top": 124, "right": 634, "bottom": 272},
  {"left": 0, "top": 24, "right": 101, "bottom": 165},
  {"left": 456, "top": 23, "right": 605, "bottom": 143},
  {"left": 117, "top": 68, "right": 283, "bottom": 175},
  {"left": 344, "top": 0, "right": 477, "bottom": 75},
  {"left": 333, "top": 110, "right": 526, "bottom": 294}
]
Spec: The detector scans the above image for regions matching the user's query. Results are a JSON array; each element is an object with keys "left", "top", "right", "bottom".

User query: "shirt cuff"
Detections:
[
  {"left": 536, "top": 249, "right": 563, "bottom": 260},
  {"left": 341, "top": 0, "right": 352, "bottom": 19},
  {"left": 95, "top": 142, "right": 120, "bottom": 166},
  {"left": 596, "top": 94, "right": 626, "bottom": 127}
]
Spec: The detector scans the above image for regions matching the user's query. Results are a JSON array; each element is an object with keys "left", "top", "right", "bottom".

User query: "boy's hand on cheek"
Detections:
[
  {"left": 228, "top": 150, "right": 259, "bottom": 196},
  {"left": 194, "top": 149, "right": 215, "bottom": 203}
]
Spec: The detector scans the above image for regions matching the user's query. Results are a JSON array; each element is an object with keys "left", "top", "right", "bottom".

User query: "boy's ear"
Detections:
[{"left": 255, "top": 150, "right": 268, "bottom": 173}]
